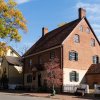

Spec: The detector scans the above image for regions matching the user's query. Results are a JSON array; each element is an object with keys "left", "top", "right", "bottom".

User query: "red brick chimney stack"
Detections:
[
  {"left": 42, "top": 27, "right": 48, "bottom": 36},
  {"left": 79, "top": 8, "right": 86, "bottom": 19}
]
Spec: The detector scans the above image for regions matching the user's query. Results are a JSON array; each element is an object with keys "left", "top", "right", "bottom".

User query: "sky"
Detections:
[{"left": 8, "top": 0, "right": 100, "bottom": 55}]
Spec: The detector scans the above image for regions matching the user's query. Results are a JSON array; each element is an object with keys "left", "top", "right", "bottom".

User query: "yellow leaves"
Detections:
[
  {"left": 0, "top": 0, "right": 28, "bottom": 42},
  {"left": 0, "top": 42, "right": 9, "bottom": 57},
  {"left": 0, "top": 1, "right": 7, "bottom": 11}
]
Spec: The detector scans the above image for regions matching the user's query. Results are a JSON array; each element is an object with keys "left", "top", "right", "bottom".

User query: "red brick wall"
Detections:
[
  {"left": 63, "top": 19, "right": 100, "bottom": 70},
  {"left": 24, "top": 47, "right": 61, "bottom": 74}
]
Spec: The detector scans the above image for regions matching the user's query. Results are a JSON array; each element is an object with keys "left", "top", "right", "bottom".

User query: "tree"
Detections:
[
  {"left": 0, "top": 0, "right": 27, "bottom": 56},
  {"left": 44, "top": 58, "right": 63, "bottom": 95}
]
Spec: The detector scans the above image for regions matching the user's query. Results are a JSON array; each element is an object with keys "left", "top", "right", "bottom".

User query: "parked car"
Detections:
[{"left": 94, "top": 84, "right": 100, "bottom": 97}]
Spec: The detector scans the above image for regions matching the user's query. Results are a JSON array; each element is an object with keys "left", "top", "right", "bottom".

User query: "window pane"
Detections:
[
  {"left": 91, "top": 39, "right": 95, "bottom": 47},
  {"left": 86, "top": 28, "right": 90, "bottom": 33},
  {"left": 69, "top": 51, "right": 78, "bottom": 61},
  {"left": 79, "top": 25, "right": 83, "bottom": 32},
  {"left": 93, "top": 56, "right": 99, "bottom": 64},
  {"left": 74, "top": 34, "right": 80, "bottom": 43}
]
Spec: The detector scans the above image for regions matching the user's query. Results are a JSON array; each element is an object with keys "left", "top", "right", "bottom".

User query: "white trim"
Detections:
[{"left": 23, "top": 45, "right": 62, "bottom": 58}]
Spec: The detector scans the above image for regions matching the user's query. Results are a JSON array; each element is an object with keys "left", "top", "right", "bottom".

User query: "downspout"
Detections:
[{"left": 61, "top": 45, "right": 63, "bottom": 93}]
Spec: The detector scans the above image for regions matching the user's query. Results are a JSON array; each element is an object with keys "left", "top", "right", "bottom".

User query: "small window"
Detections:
[
  {"left": 74, "top": 34, "right": 80, "bottom": 43},
  {"left": 79, "top": 25, "right": 83, "bottom": 32},
  {"left": 70, "top": 71, "right": 79, "bottom": 82},
  {"left": 29, "top": 59, "right": 32, "bottom": 67},
  {"left": 50, "top": 51, "right": 55, "bottom": 59},
  {"left": 86, "top": 28, "right": 90, "bottom": 33},
  {"left": 69, "top": 51, "right": 78, "bottom": 61},
  {"left": 27, "top": 74, "right": 32, "bottom": 83},
  {"left": 93, "top": 55, "right": 99, "bottom": 64},
  {"left": 91, "top": 39, "right": 95, "bottom": 47}
]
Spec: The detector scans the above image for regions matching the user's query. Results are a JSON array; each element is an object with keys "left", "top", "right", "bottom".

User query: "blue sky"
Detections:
[{"left": 9, "top": 0, "right": 100, "bottom": 54}]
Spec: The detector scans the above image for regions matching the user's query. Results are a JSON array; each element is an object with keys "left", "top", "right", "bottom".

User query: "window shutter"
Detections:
[
  {"left": 92, "top": 56, "right": 95, "bottom": 64},
  {"left": 76, "top": 72, "right": 79, "bottom": 82},
  {"left": 76, "top": 53, "right": 78, "bottom": 61},
  {"left": 69, "top": 52, "right": 71, "bottom": 60},
  {"left": 69, "top": 72, "right": 72, "bottom": 82}
]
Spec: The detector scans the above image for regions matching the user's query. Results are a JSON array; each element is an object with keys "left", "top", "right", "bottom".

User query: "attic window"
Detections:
[
  {"left": 91, "top": 39, "right": 95, "bottom": 47},
  {"left": 79, "top": 25, "right": 83, "bottom": 32},
  {"left": 86, "top": 28, "right": 90, "bottom": 33},
  {"left": 74, "top": 34, "right": 80, "bottom": 43}
]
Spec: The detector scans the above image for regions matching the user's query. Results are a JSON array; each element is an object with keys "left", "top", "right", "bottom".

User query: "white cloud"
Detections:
[
  {"left": 76, "top": 2, "right": 100, "bottom": 14},
  {"left": 98, "top": 35, "right": 100, "bottom": 41},
  {"left": 15, "top": 0, "right": 31, "bottom": 4}
]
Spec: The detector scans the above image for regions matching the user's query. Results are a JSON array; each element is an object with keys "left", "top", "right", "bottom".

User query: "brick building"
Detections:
[{"left": 23, "top": 8, "right": 100, "bottom": 91}]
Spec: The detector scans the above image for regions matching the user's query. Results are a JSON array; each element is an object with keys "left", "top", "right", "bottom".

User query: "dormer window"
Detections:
[
  {"left": 79, "top": 25, "right": 83, "bottom": 32},
  {"left": 91, "top": 39, "right": 95, "bottom": 47},
  {"left": 86, "top": 28, "right": 90, "bottom": 34},
  {"left": 74, "top": 34, "right": 80, "bottom": 43}
]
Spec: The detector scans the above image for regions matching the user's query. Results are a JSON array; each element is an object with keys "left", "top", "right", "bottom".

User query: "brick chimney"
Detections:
[
  {"left": 42, "top": 27, "right": 48, "bottom": 36},
  {"left": 79, "top": 8, "right": 86, "bottom": 19}
]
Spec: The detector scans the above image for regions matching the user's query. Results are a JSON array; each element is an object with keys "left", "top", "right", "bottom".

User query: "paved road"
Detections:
[
  {"left": 0, "top": 93, "right": 52, "bottom": 100},
  {"left": 0, "top": 92, "right": 100, "bottom": 100}
]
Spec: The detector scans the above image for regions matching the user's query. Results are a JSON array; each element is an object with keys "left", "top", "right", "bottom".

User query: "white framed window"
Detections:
[
  {"left": 74, "top": 34, "right": 80, "bottom": 43},
  {"left": 86, "top": 28, "right": 90, "bottom": 34},
  {"left": 79, "top": 25, "right": 83, "bottom": 32},
  {"left": 91, "top": 39, "right": 95, "bottom": 47}
]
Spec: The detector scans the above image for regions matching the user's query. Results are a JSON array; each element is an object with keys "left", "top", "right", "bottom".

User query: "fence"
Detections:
[
  {"left": 63, "top": 84, "right": 78, "bottom": 93},
  {"left": 63, "top": 84, "right": 89, "bottom": 93}
]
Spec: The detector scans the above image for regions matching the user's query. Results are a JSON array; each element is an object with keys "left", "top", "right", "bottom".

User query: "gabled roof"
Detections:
[
  {"left": 23, "top": 17, "right": 100, "bottom": 57},
  {"left": 23, "top": 18, "right": 81, "bottom": 57},
  {"left": 5, "top": 56, "right": 22, "bottom": 66},
  {"left": 9, "top": 46, "right": 21, "bottom": 57}
]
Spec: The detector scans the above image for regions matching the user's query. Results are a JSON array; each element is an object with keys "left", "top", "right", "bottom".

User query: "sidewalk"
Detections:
[{"left": 0, "top": 90, "right": 100, "bottom": 100}]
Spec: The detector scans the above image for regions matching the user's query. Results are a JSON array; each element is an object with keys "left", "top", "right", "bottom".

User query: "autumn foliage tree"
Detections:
[
  {"left": 44, "top": 58, "right": 63, "bottom": 94},
  {"left": 0, "top": 0, "right": 27, "bottom": 56}
]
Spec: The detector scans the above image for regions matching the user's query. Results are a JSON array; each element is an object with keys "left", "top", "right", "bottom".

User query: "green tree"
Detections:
[{"left": 0, "top": 0, "right": 27, "bottom": 56}]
